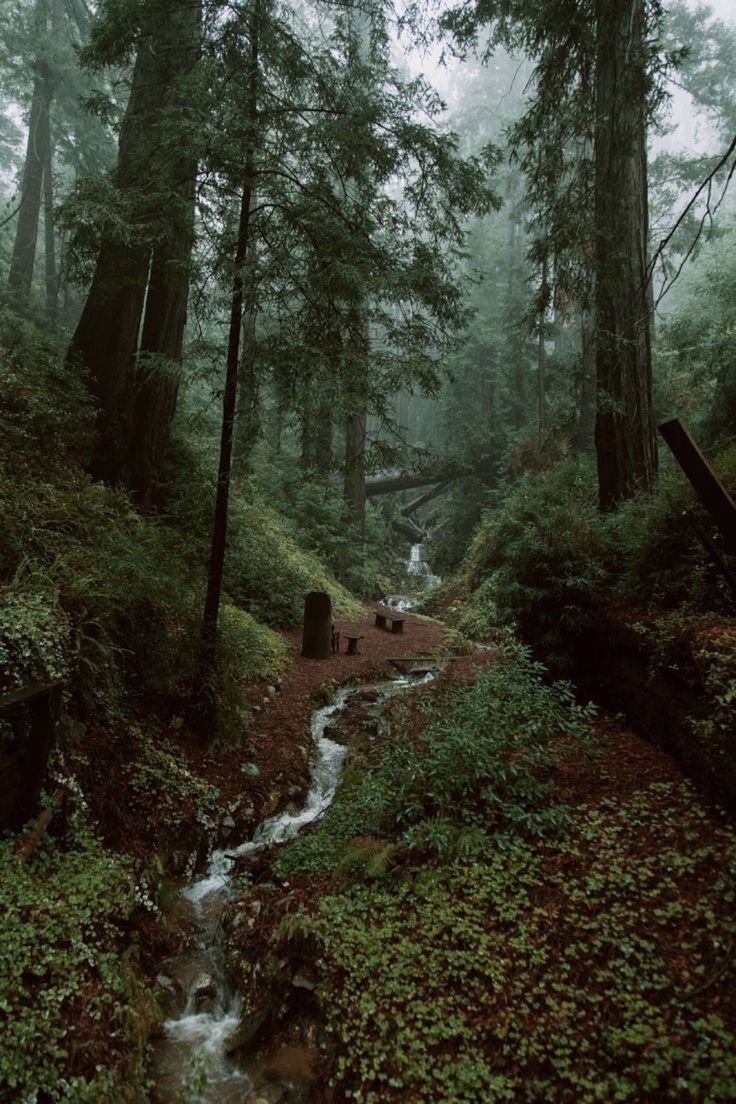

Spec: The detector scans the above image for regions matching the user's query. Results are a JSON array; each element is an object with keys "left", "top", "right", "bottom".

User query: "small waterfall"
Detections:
[{"left": 386, "top": 541, "right": 440, "bottom": 612}]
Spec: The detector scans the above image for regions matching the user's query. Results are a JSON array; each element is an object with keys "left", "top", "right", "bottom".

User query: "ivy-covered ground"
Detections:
[{"left": 228, "top": 648, "right": 736, "bottom": 1104}]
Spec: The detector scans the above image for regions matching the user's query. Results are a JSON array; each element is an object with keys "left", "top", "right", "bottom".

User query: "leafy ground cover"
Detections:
[
  {"left": 231, "top": 650, "right": 736, "bottom": 1103},
  {"left": 0, "top": 820, "right": 157, "bottom": 1104}
]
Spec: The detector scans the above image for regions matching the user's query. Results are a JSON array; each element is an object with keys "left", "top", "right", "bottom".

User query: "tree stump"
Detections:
[{"left": 301, "top": 592, "right": 332, "bottom": 659}]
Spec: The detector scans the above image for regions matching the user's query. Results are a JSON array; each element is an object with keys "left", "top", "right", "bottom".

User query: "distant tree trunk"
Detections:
[
  {"left": 201, "top": 0, "right": 260, "bottom": 660},
  {"left": 314, "top": 393, "right": 333, "bottom": 475},
  {"left": 343, "top": 309, "right": 369, "bottom": 534},
  {"left": 537, "top": 256, "right": 548, "bottom": 435},
  {"left": 8, "top": 69, "right": 53, "bottom": 296},
  {"left": 573, "top": 307, "right": 596, "bottom": 453},
  {"left": 395, "top": 388, "right": 410, "bottom": 462},
  {"left": 233, "top": 208, "right": 260, "bottom": 475},
  {"left": 42, "top": 131, "right": 58, "bottom": 325},
  {"left": 594, "top": 0, "right": 657, "bottom": 510},
  {"left": 344, "top": 406, "right": 367, "bottom": 531}
]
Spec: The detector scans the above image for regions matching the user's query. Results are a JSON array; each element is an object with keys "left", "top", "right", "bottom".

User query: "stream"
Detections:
[{"left": 152, "top": 542, "right": 440, "bottom": 1103}]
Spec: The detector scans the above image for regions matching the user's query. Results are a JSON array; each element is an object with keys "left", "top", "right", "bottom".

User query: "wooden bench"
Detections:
[
  {"left": 345, "top": 634, "right": 364, "bottom": 656},
  {"left": 375, "top": 609, "right": 407, "bottom": 634}
]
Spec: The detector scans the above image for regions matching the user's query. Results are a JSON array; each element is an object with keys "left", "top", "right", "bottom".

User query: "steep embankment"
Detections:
[{"left": 0, "top": 310, "right": 370, "bottom": 1104}]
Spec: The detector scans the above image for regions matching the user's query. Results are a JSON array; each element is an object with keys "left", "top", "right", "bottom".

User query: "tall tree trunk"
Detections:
[
  {"left": 594, "top": 0, "right": 657, "bottom": 510},
  {"left": 66, "top": 34, "right": 161, "bottom": 485},
  {"left": 8, "top": 69, "right": 53, "bottom": 296},
  {"left": 127, "top": 1, "right": 200, "bottom": 508},
  {"left": 314, "top": 393, "right": 333, "bottom": 475},
  {"left": 233, "top": 204, "right": 260, "bottom": 475},
  {"left": 573, "top": 306, "right": 596, "bottom": 453},
  {"left": 201, "top": 1, "right": 260, "bottom": 661},
  {"left": 537, "top": 256, "right": 548, "bottom": 435},
  {"left": 344, "top": 408, "right": 367, "bottom": 532},
  {"left": 43, "top": 136, "right": 57, "bottom": 325}
]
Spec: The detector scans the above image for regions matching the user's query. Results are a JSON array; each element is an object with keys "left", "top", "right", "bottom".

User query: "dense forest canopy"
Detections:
[{"left": 2, "top": 0, "right": 736, "bottom": 1101}]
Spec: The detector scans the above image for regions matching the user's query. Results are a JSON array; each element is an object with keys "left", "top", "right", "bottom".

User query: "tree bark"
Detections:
[
  {"left": 127, "top": 0, "right": 200, "bottom": 507},
  {"left": 66, "top": 33, "right": 161, "bottom": 485},
  {"left": 344, "top": 403, "right": 367, "bottom": 531},
  {"left": 594, "top": 0, "right": 657, "bottom": 510},
  {"left": 573, "top": 306, "right": 596, "bottom": 453},
  {"left": 43, "top": 135, "right": 58, "bottom": 325},
  {"left": 201, "top": 0, "right": 260, "bottom": 660},
  {"left": 8, "top": 70, "right": 53, "bottom": 296},
  {"left": 537, "top": 256, "right": 548, "bottom": 435}
]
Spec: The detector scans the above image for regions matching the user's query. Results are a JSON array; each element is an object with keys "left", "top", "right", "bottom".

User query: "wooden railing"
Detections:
[{"left": 0, "top": 680, "right": 62, "bottom": 831}]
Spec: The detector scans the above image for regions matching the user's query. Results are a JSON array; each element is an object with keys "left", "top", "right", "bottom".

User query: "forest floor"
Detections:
[{"left": 222, "top": 639, "right": 736, "bottom": 1104}]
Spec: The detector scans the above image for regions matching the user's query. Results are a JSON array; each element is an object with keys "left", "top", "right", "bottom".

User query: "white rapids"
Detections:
[{"left": 385, "top": 541, "right": 440, "bottom": 613}]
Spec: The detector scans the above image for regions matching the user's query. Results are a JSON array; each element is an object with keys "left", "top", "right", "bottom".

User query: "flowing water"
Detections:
[
  {"left": 385, "top": 540, "right": 440, "bottom": 613},
  {"left": 154, "top": 538, "right": 442, "bottom": 1101},
  {"left": 153, "top": 674, "right": 433, "bottom": 1104}
]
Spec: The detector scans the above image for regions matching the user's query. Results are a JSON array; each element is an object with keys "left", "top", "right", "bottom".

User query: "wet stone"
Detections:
[{"left": 192, "top": 972, "right": 217, "bottom": 1013}]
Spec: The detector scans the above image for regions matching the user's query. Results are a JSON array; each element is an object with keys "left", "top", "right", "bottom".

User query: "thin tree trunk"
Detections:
[
  {"left": 573, "top": 307, "right": 596, "bottom": 452},
  {"left": 201, "top": 1, "right": 260, "bottom": 659},
  {"left": 594, "top": 0, "right": 657, "bottom": 510},
  {"left": 233, "top": 201, "right": 260, "bottom": 475},
  {"left": 43, "top": 136, "right": 57, "bottom": 325},
  {"left": 314, "top": 393, "right": 333, "bottom": 475},
  {"left": 537, "top": 256, "right": 548, "bottom": 435},
  {"left": 344, "top": 405, "right": 367, "bottom": 531}
]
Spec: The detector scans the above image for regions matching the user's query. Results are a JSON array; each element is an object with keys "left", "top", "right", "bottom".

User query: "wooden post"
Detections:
[
  {"left": 658, "top": 419, "right": 736, "bottom": 557},
  {"left": 301, "top": 592, "right": 332, "bottom": 659}
]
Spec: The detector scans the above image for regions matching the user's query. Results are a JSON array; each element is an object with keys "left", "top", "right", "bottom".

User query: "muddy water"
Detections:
[{"left": 152, "top": 674, "right": 433, "bottom": 1104}]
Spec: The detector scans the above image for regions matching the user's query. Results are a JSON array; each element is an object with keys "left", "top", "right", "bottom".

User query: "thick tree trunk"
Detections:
[
  {"left": 128, "top": 227, "right": 192, "bottom": 508},
  {"left": 66, "top": 36, "right": 160, "bottom": 485},
  {"left": 8, "top": 70, "right": 53, "bottom": 296},
  {"left": 594, "top": 0, "right": 657, "bottom": 510},
  {"left": 127, "top": 1, "right": 200, "bottom": 507},
  {"left": 201, "top": 1, "right": 260, "bottom": 660}
]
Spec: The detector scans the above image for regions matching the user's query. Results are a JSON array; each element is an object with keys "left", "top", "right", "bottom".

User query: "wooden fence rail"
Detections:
[{"left": 0, "top": 680, "right": 62, "bottom": 831}]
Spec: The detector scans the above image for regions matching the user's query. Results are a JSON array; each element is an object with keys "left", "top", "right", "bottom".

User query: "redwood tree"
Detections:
[{"left": 593, "top": 0, "right": 657, "bottom": 509}]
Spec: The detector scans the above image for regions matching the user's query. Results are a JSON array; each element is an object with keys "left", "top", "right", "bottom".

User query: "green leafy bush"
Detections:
[{"left": 278, "top": 645, "right": 596, "bottom": 876}]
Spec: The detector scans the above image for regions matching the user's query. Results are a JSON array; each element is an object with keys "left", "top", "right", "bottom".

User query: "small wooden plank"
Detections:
[{"left": 0, "top": 680, "right": 63, "bottom": 717}]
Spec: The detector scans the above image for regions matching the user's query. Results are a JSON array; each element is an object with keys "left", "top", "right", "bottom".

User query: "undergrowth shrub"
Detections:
[
  {"left": 432, "top": 449, "right": 736, "bottom": 661},
  {"left": 277, "top": 645, "right": 596, "bottom": 876}
]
